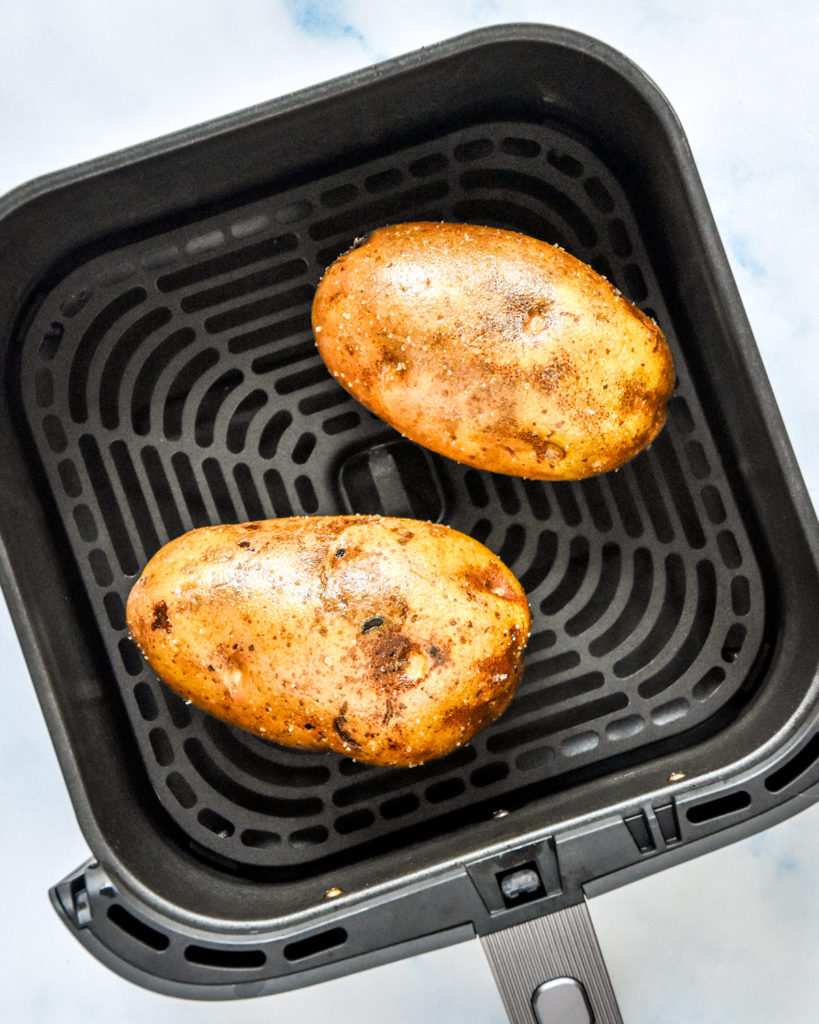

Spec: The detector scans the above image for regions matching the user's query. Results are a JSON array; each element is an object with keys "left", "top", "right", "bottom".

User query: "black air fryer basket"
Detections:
[{"left": 1, "top": 24, "right": 817, "bottom": 1022}]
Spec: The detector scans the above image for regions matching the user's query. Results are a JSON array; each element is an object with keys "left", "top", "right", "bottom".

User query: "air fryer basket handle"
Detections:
[{"left": 481, "top": 901, "right": 623, "bottom": 1023}]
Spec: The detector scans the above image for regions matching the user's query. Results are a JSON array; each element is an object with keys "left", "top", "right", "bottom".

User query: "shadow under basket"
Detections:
[{"left": 0, "top": 22, "right": 817, "bottom": 1017}]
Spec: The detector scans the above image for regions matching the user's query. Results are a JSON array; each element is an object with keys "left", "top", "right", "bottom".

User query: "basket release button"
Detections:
[{"left": 532, "top": 977, "right": 594, "bottom": 1024}]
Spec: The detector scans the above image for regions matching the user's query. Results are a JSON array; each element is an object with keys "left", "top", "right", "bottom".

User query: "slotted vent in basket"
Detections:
[{"left": 17, "top": 120, "right": 766, "bottom": 875}]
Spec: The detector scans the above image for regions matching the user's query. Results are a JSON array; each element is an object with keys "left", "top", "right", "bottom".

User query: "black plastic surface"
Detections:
[
  {"left": 16, "top": 117, "right": 766, "bottom": 875},
  {"left": 1, "top": 23, "right": 817, "bottom": 999}
]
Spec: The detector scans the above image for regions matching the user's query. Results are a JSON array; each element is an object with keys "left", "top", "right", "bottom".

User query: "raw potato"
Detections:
[
  {"left": 127, "top": 515, "right": 530, "bottom": 767},
  {"left": 312, "top": 222, "right": 675, "bottom": 479}
]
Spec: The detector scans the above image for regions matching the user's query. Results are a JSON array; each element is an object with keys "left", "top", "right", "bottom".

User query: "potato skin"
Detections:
[
  {"left": 126, "top": 516, "right": 530, "bottom": 767},
  {"left": 312, "top": 222, "right": 675, "bottom": 479}
]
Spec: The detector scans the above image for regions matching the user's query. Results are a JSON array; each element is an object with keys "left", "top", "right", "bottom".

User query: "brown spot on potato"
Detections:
[
  {"left": 382, "top": 695, "right": 397, "bottom": 726},
  {"left": 460, "top": 563, "right": 521, "bottom": 602},
  {"left": 514, "top": 427, "right": 567, "bottom": 464},
  {"left": 332, "top": 702, "right": 360, "bottom": 748},
  {"left": 151, "top": 601, "right": 171, "bottom": 632},
  {"left": 363, "top": 627, "right": 421, "bottom": 684}
]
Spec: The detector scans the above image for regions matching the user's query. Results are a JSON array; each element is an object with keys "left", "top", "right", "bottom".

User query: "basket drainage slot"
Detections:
[
  {"left": 686, "top": 790, "right": 751, "bottom": 824},
  {"left": 766, "top": 732, "right": 819, "bottom": 793},
  {"left": 107, "top": 905, "right": 169, "bottom": 951},
  {"left": 283, "top": 926, "right": 347, "bottom": 962},
  {"left": 184, "top": 944, "right": 266, "bottom": 969}
]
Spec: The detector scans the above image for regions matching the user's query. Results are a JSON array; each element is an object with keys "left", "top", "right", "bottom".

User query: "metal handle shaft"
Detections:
[{"left": 480, "top": 901, "right": 624, "bottom": 1024}]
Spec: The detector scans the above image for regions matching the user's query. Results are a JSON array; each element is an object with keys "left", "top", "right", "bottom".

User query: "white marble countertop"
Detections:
[{"left": 2, "top": 3, "right": 817, "bottom": 1022}]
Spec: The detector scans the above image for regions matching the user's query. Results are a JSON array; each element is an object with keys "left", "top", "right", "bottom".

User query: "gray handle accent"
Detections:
[{"left": 480, "top": 902, "right": 624, "bottom": 1024}]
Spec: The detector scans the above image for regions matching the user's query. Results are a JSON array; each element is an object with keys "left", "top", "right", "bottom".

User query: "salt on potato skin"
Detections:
[
  {"left": 312, "top": 222, "right": 675, "bottom": 480},
  {"left": 127, "top": 515, "right": 530, "bottom": 768}
]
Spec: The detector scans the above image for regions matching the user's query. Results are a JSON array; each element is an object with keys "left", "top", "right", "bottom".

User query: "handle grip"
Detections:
[{"left": 481, "top": 901, "right": 623, "bottom": 1023}]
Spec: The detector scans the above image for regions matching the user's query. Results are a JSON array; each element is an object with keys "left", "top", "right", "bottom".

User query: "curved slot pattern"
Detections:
[
  {"left": 638, "top": 560, "right": 717, "bottom": 698},
  {"left": 163, "top": 688, "right": 192, "bottom": 728},
  {"left": 332, "top": 747, "right": 476, "bottom": 809},
  {"left": 686, "top": 790, "right": 751, "bottom": 824},
  {"left": 58, "top": 458, "right": 81, "bottom": 497},
  {"left": 232, "top": 312, "right": 312, "bottom": 356},
  {"left": 180, "top": 258, "right": 307, "bottom": 313},
  {"left": 455, "top": 138, "right": 494, "bottom": 161},
  {"left": 451, "top": 198, "right": 571, "bottom": 249},
  {"left": 194, "top": 370, "right": 245, "bottom": 447},
  {"left": 630, "top": 454, "right": 674, "bottom": 542},
  {"left": 183, "top": 738, "right": 324, "bottom": 818},
  {"left": 249, "top": 336, "right": 315, "bottom": 373},
  {"left": 131, "top": 327, "right": 197, "bottom": 435},
  {"left": 502, "top": 669, "right": 603, "bottom": 723},
  {"left": 579, "top": 476, "right": 612, "bottom": 532},
  {"left": 241, "top": 828, "right": 281, "bottom": 849},
  {"left": 203, "top": 458, "right": 238, "bottom": 522},
  {"left": 79, "top": 435, "right": 138, "bottom": 574},
  {"left": 203, "top": 718, "right": 331, "bottom": 787},
  {"left": 263, "top": 469, "right": 293, "bottom": 517},
  {"left": 226, "top": 390, "right": 268, "bottom": 453},
  {"left": 99, "top": 307, "right": 173, "bottom": 429},
  {"left": 497, "top": 523, "right": 526, "bottom": 569},
  {"left": 589, "top": 548, "right": 654, "bottom": 658},
  {"left": 157, "top": 232, "right": 297, "bottom": 292},
  {"left": 171, "top": 452, "right": 210, "bottom": 528},
  {"left": 540, "top": 536, "right": 591, "bottom": 616},
  {"left": 308, "top": 179, "right": 449, "bottom": 242},
  {"left": 517, "top": 530, "right": 558, "bottom": 592},
  {"left": 607, "top": 470, "right": 643, "bottom": 537},
  {"left": 614, "top": 554, "right": 686, "bottom": 678},
  {"left": 654, "top": 432, "right": 706, "bottom": 549},
  {"left": 458, "top": 168, "right": 597, "bottom": 246},
  {"left": 110, "top": 440, "right": 160, "bottom": 560},
  {"left": 140, "top": 447, "right": 184, "bottom": 539},
  {"left": 766, "top": 733, "right": 819, "bottom": 793},
  {"left": 103, "top": 591, "right": 126, "bottom": 629},
  {"left": 19, "top": 118, "right": 767, "bottom": 874},
  {"left": 565, "top": 543, "right": 621, "bottom": 636},
  {"left": 283, "top": 928, "right": 347, "bottom": 963},
  {"left": 233, "top": 464, "right": 267, "bottom": 521},
  {"left": 522, "top": 480, "right": 551, "bottom": 521},
  {"left": 552, "top": 484, "right": 582, "bottom": 527},
  {"left": 107, "top": 905, "right": 170, "bottom": 952},
  {"left": 39, "top": 321, "right": 65, "bottom": 360},
  {"left": 68, "top": 288, "right": 147, "bottom": 423},
  {"left": 184, "top": 944, "right": 266, "bottom": 970},
  {"left": 258, "top": 410, "right": 293, "bottom": 459},
  {"left": 162, "top": 348, "right": 220, "bottom": 441},
  {"left": 34, "top": 368, "right": 54, "bottom": 408},
  {"left": 486, "top": 691, "right": 626, "bottom": 754},
  {"left": 204, "top": 283, "right": 313, "bottom": 335}
]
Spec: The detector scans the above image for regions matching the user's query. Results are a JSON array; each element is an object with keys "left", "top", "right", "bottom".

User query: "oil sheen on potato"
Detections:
[
  {"left": 127, "top": 515, "right": 531, "bottom": 767},
  {"left": 312, "top": 222, "right": 675, "bottom": 479}
]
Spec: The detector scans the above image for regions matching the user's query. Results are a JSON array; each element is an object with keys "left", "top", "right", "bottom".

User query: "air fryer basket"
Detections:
[{"left": 1, "top": 23, "right": 817, "bottom": 1018}]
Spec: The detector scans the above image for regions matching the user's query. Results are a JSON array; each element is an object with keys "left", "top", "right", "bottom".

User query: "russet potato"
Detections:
[
  {"left": 312, "top": 222, "right": 675, "bottom": 479},
  {"left": 126, "top": 515, "right": 530, "bottom": 767}
]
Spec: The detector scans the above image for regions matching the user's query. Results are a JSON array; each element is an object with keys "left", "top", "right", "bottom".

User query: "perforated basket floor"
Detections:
[{"left": 17, "top": 119, "right": 765, "bottom": 876}]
